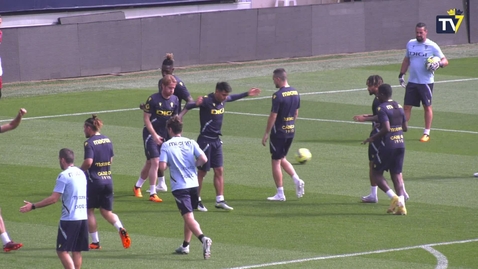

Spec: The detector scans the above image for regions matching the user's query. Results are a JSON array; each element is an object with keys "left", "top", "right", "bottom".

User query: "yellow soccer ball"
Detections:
[
  {"left": 295, "top": 148, "right": 312, "bottom": 164},
  {"left": 425, "top": 56, "right": 441, "bottom": 71}
]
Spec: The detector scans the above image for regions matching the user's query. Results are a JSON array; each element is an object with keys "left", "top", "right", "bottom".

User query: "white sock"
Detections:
[
  {"left": 113, "top": 221, "right": 123, "bottom": 231},
  {"left": 156, "top": 176, "right": 165, "bottom": 187},
  {"left": 198, "top": 197, "right": 202, "bottom": 202},
  {"left": 150, "top": 185, "right": 156, "bottom": 195},
  {"left": 385, "top": 189, "right": 397, "bottom": 199},
  {"left": 90, "top": 232, "right": 99, "bottom": 243},
  {"left": 216, "top": 195, "right": 224, "bottom": 203},
  {"left": 398, "top": 196, "right": 405, "bottom": 206},
  {"left": 135, "top": 177, "right": 146, "bottom": 188},
  {"left": 424, "top": 129, "right": 430, "bottom": 135},
  {"left": 277, "top": 187, "right": 284, "bottom": 196},
  {"left": 1, "top": 232, "right": 11, "bottom": 245},
  {"left": 292, "top": 174, "right": 300, "bottom": 184},
  {"left": 370, "top": 186, "right": 378, "bottom": 197}
]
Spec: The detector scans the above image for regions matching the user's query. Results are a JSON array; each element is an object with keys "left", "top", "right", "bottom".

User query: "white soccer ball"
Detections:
[
  {"left": 425, "top": 56, "right": 441, "bottom": 71},
  {"left": 295, "top": 148, "right": 312, "bottom": 164}
]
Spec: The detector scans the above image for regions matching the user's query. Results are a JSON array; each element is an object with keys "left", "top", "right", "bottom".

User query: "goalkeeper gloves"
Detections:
[
  {"left": 429, "top": 62, "right": 440, "bottom": 71},
  {"left": 398, "top": 73, "right": 406, "bottom": 88}
]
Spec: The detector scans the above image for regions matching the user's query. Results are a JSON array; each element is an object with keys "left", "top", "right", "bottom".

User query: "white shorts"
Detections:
[{"left": 0, "top": 57, "right": 3, "bottom": 76}]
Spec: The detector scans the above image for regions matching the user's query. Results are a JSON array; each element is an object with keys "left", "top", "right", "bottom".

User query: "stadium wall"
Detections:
[
  {"left": 0, "top": 0, "right": 471, "bottom": 83},
  {"left": 0, "top": 0, "right": 222, "bottom": 14}
]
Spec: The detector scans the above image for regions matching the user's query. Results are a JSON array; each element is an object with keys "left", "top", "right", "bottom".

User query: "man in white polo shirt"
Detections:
[
  {"left": 21, "top": 148, "right": 88, "bottom": 269},
  {"left": 398, "top": 22, "right": 448, "bottom": 142}
]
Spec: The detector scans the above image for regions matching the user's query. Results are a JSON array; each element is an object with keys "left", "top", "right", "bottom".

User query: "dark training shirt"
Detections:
[
  {"left": 377, "top": 100, "right": 406, "bottom": 149},
  {"left": 270, "top": 86, "right": 300, "bottom": 139},
  {"left": 143, "top": 92, "right": 180, "bottom": 138},
  {"left": 84, "top": 134, "right": 114, "bottom": 181},
  {"left": 185, "top": 92, "right": 248, "bottom": 138}
]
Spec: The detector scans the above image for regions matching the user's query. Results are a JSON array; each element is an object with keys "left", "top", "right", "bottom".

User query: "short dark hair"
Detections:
[
  {"left": 366, "top": 75, "right": 383, "bottom": 87},
  {"left": 216, "top": 82, "right": 232, "bottom": 93},
  {"left": 378, "top": 83, "right": 393, "bottom": 98},
  {"left": 166, "top": 115, "right": 183, "bottom": 135},
  {"left": 273, "top": 68, "right": 287, "bottom": 81},
  {"left": 59, "top": 148, "right": 75, "bottom": 164},
  {"left": 416, "top": 22, "right": 427, "bottom": 29},
  {"left": 84, "top": 114, "right": 103, "bottom": 132}
]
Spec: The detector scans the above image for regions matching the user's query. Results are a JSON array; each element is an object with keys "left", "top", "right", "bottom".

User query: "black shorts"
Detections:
[
  {"left": 269, "top": 137, "right": 293, "bottom": 160},
  {"left": 172, "top": 187, "right": 199, "bottom": 216},
  {"left": 87, "top": 180, "right": 114, "bottom": 210},
  {"left": 57, "top": 220, "right": 89, "bottom": 252},
  {"left": 404, "top": 82, "right": 434, "bottom": 107},
  {"left": 197, "top": 135, "right": 223, "bottom": 171},
  {"left": 143, "top": 132, "right": 162, "bottom": 160},
  {"left": 373, "top": 147, "right": 405, "bottom": 174}
]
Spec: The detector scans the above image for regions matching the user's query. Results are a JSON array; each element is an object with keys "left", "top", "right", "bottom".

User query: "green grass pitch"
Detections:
[{"left": 1, "top": 44, "right": 478, "bottom": 268}]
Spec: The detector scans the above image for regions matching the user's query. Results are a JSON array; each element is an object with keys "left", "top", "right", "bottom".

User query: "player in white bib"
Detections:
[
  {"left": 159, "top": 116, "right": 213, "bottom": 259},
  {"left": 398, "top": 22, "right": 448, "bottom": 142}
]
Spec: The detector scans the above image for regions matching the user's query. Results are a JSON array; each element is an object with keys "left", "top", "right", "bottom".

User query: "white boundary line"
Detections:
[
  {"left": 422, "top": 246, "right": 448, "bottom": 269},
  {"left": 226, "top": 111, "right": 478, "bottom": 135},
  {"left": 1, "top": 79, "right": 477, "bottom": 135},
  {"left": 227, "top": 238, "right": 478, "bottom": 269},
  {"left": 0, "top": 108, "right": 139, "bottom": 123},
  {"left": 242, "top": 78, "right": 478, "bottom": 100},
  {"left": 2, "top": 109, "right": 477, "bottom": 135}
]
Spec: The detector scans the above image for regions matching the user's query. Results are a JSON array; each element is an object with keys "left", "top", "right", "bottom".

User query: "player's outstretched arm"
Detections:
[
  {"left": 248, "top": 88, "right": 261, "bottom": 97},
  {"left": 185, "top": 95, "right": 194, "bottom": 103},
  {"left": 227, "top": 88, "right": 261, "bottom": 102},
  {"left": 0, "top": 108, "right": 27, "bottom": 133},
  {"left": 179, "top": 96, "right": 202, "bottom": 119},
  {"left": 20, "top": 192, "right": 61, "bottom": 213},
  {"left": 353, "top": 114, "right": 377, "bottom": 122}
]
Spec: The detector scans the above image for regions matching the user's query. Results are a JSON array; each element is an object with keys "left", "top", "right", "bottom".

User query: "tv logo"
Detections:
[{"left": 436, "top": 9, "right": 464, "bottom": 34}]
